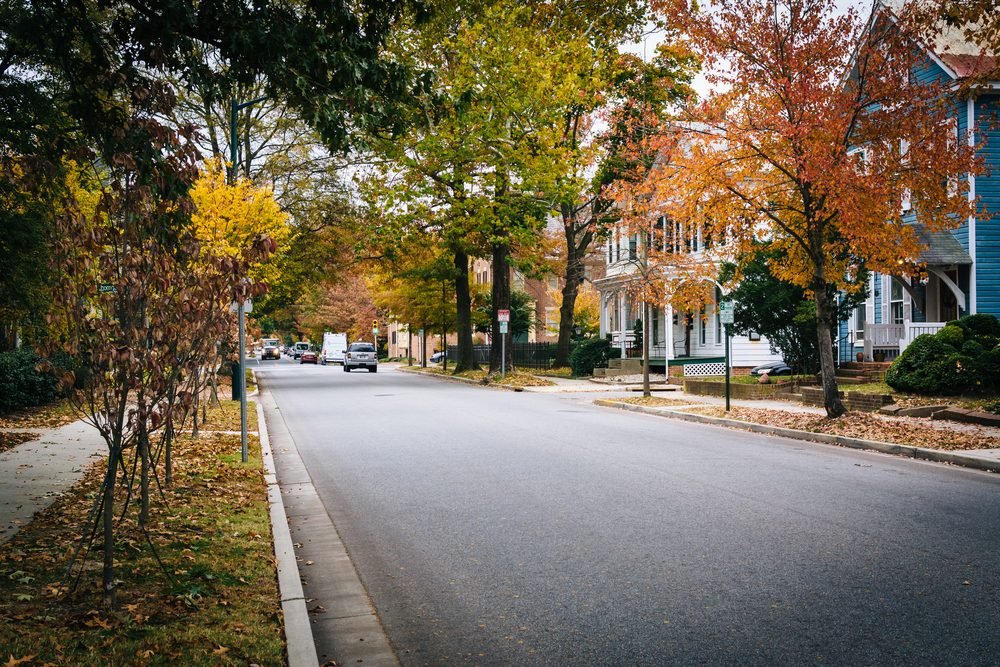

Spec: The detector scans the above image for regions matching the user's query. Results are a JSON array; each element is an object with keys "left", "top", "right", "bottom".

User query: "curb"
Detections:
[
  {"left": 254, "top": 384, "right": 320, "bottom": 667},
  {"left": 594, "top": 399, "right": 1000, "bottom": 474},
  {"left": 396, "top": 365, "right": 525, "bottom": 391}
]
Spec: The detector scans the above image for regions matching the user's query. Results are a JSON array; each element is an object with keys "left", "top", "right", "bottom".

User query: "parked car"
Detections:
[
  {"left": 293, "top": 341, "right": 311, "bottom": 359},
  {"left": 300, "top": 348, "right": 318, "bottom": 364},
  {"left": 344, "top": 342, "right": 378, "bottom": 373},
  {"left": 430, "top": 350, "right": 450, "bottom": 363},
  {"left": 750, "top": 360, "right": 793, "bottom": 376}
]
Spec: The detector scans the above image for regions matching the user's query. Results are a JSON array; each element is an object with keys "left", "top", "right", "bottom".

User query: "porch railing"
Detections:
[
  {"left": 863, "top": 321, "right": 947, "bottom": 359},
  {"left": 609, "top": 330, "right": 668, "bottom": 359},
  {"left": 901, "top": 322, "right": 947, "bottom": 352}
]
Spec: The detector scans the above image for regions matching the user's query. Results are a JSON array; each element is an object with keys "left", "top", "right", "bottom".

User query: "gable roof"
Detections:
[{"left": 879, "top": 0, "right": 997, "bottom": 80}]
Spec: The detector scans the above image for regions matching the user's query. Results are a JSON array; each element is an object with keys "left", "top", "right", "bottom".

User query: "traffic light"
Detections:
[{"left": 372, "top": 319, "right": 378, "bottom": 330}]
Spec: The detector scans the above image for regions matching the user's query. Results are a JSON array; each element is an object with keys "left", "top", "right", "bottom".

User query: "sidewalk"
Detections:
[
  {"left": 0, "top": 419, "right": 107, "bottom": 545},
  {"left": 0, "top": 398, "right": 319, "bottom": 667}
]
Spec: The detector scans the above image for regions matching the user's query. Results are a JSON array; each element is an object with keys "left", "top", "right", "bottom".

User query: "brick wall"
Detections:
[
  {"left": 800, "top": 386, "right": 893, "bottom": 411},
  {"left": 684, "top": 378, "right": 799, "bottom": 399}
]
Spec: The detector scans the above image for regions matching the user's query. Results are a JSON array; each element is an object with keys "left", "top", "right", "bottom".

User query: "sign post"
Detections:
[
  {"left": 229, "top": 299, "right": 252, "bottom": 462},
  {"left": 498, "top": 310, "right": 510, "bottom": 380},
  {"left": 720, "top": 301, "right": 734, "bottom": 412}
]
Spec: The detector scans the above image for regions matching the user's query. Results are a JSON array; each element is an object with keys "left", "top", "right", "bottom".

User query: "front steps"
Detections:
[
  {"left": 593, "top": 357, "right": 644, "bottom": 378},
  {"left": 835, "top": 361, "right": 891, "bottom": 384}
]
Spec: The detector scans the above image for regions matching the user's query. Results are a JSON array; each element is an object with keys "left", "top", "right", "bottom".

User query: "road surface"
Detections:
[{"left": 256, "top": 359, "right": 1000, "bottom": 665}]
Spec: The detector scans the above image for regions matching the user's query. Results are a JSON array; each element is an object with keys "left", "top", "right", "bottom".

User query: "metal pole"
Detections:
[
  {"left": 238, "top": 301, "right": 248, "bottom": 462},
  {"left": 230, "top": 99, "right": 238, "bottom": 183},
  {"left": 501, "top": 331, "right": 506, "bottom": 380},
  {"left": 724, "top": 323, "right": 731, "bottom": 412}
]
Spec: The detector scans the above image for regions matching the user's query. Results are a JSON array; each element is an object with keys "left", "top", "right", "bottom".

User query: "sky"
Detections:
[{"left": 620, "top": 0, "right": 881, "bottom": 97}]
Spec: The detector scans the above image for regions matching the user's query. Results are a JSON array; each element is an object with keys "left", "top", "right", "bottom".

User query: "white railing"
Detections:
[
  {"left": 863, "top": 323, "right": 904, "bottom": 361},
  {"left": 901, "top": 322, "right": 947, "bottom": 352},
  {"left": 862, "top": 321, "right": 947, "bottom": 358}
]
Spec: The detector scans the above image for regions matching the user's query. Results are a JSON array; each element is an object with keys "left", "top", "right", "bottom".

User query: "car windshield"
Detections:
[{"left": 349, "top": 343, "right": 375, "bottom": 352}]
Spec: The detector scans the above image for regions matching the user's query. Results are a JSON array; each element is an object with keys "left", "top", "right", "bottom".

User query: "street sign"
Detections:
[
  {"left": 229, "top": 299, "right": 253, "bottom": 313},
  {"left": 498, "top": 309, "right": 510, "bottom": 322},
  {"left": 499, "top": 321, "right": 509, "bottom": 334},
  {"left": 720, "top": 301, "right": 734, "bottom": 325},
  {"left": 98, "top": 283, "right": 117, "bottom": 294}
]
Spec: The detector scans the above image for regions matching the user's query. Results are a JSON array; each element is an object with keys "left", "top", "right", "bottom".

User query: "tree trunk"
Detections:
[
  {"left": 453, "top": 250, "right": 479, "bottom": 372},
  {"left": 191, "top": 367, "right": 200, "bottom": 438},
  {"left": 102, "top": 440, "right": 119, "bottom": 608},
  {"left": 814, "top": 285, "right": 846, "bottom": 418},
  {"left": 555, "top": 206, "right": 592, "bottom": 368},
  {"left": 490, "top": 242, "right": 513, "bottom": 373}
]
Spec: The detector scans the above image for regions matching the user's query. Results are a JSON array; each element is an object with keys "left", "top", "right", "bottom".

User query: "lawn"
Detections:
[{"left": 0, "top": 401, "right": 283, "bottom": 666}]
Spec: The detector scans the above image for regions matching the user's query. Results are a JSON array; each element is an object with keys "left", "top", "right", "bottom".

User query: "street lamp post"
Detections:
[{"left": 230, "top": 95, "right": 267, "bottom": 464}]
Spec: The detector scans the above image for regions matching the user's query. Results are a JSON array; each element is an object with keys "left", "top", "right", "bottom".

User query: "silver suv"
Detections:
[{"left": 344, "top": 342, "right": 378, "bottom": 373}]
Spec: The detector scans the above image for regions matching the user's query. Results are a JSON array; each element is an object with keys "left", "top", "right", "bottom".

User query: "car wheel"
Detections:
[
  {"left": 369, "top": 367, "right": 377, "bottom": 373},
  {"left": 344, "top": 365, "right": 350, "bottom": 372}
]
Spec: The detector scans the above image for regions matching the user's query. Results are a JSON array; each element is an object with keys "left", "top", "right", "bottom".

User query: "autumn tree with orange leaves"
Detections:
[{"left": 620, "top": 0, "right": 979, "bottom": 417}]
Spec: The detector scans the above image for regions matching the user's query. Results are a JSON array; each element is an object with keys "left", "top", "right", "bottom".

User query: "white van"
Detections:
[{"left": 321, "top": 332, "right": 348, "bottom": 365}]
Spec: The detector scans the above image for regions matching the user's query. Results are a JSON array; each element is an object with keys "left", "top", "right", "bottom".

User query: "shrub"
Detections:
[
  {"left": 885, "top": 335, "right": 963, "bottom": 395},
  {"left": 570, "top": 337, "right": 611, "bottom": 377},
  {"left": 886, "top": 313, "right": 1000, "bottom": 395},
  {"left": 984, "top": 400, "right": 1000, "bottom": 416},
  {"left": 936, "top": 324, "right": 965, "bottom": 348},
  {"left": 0, "top": 348, "right": 58, "bottom": 413},
  {"left": 951, "top": 313, "right": 1000, "bottom": 340}
]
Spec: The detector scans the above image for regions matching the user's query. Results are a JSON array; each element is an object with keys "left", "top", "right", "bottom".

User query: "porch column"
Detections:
[
  {"left": 665, "top": 304, "right": 674, "bottom": 361},
  {"left": 619, "top": 291, "right": 627, "bottom": 359}
]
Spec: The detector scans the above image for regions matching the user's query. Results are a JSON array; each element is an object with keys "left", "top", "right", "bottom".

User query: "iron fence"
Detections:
[{"left": 446, "top": 342, "right": 556, "bottom": 369}]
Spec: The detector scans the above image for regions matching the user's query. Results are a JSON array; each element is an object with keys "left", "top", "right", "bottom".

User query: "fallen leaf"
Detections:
[{"left": 4, "top": 656, "right": 35, "bottom": 667}]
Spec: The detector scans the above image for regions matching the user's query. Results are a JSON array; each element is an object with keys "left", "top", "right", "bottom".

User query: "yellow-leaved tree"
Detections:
[{"left": 189, "top": 158, "right": 290, "bottom": 286}]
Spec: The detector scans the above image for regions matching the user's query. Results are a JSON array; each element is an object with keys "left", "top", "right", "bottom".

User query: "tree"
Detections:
[
  {"left": 473, "top": 289, "right": 536, "bottom": 340},
  {"left": 645, "top": 0, "right": 979, "bottom": 417},
  {"left": 550, "top": 38, "right": 699, "bottom": 368},
  {"left": 720, "top": 248, "right": 867, "bottom": 374}
]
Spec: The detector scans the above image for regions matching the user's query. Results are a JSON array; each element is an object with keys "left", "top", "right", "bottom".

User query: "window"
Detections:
[
  {"left": 545, "top": 307, "right": 558, "bottom": 335},
  {"left": 890, "top": 280, "right": 904, "bottom": 324},
  {"left": 699, "top": 308, "right": 706, "bottom": 346},
  {"left": 547, "top": 276, "right": 558, "bottom": 291},
  {"left": 391, "top": 331, "right": 397, "bottom": 344},
  {"left": 855, "top": 304, "right": 866, "bottom": 341},
  {"left": 513, "top": 270, "right": 525, "bottom": 290},
  {"left": 652, "top": 306, "right": 660, "bottom": 345},
  {"left": 628, "top": 234, "right": 638, "bottom": 261}
]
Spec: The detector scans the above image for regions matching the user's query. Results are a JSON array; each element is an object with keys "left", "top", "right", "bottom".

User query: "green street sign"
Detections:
[
  {"left": 720, "top": 301, "right": 734, "bottom": 325},
  {"left": 99, "top": 283, "right": 117, "bottom": 294}
]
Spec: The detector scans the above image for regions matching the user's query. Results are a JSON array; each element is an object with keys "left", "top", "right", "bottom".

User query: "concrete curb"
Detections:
[
  {"left": 396, "top": 365, "right": 526, "bottom": 391},
  {"left": 594, "top": 399, "right": 1000, "bottom": 474},
  {"left": 254, "top": 387, "right": 320, "bottom": 667}
]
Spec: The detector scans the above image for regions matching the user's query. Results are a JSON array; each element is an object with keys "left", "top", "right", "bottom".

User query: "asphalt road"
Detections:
[{"left": 257, "top": 358, "right": 1000, "bottom": 666}]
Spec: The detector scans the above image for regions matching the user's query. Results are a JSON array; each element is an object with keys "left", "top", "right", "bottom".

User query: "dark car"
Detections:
[
  {"left": 299, "top": 348, "right": 318, "bottom": 364},
  {"left": 750, "top": 360, "right": 792, "bottom": 376}
]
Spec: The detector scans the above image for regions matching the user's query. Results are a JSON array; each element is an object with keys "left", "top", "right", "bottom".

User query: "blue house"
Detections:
[{"left": 840, "top": 4, "right": 999, "bottom": 363}]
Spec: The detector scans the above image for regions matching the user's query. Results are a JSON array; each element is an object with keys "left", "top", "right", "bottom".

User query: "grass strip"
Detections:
[{"left": 0, "top": 402, "right": 282, "bottom": 666}]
